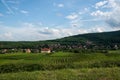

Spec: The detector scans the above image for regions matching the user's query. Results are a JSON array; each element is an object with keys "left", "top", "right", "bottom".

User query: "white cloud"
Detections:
[
  {"left": 0, "top": 23, "right": 63, "bottom": 41},
  {"left": 105, "top": 0, "right": 118, "bottom": 8},
  {"left": 70, "top": 18, "right": 82, "bottom": 27},
  {"left": 20, "top": 10, "right": 29, "bottom": 14},
  {"left": 66, "top": 13, "right": 78, "bottom": 20},
  {"left": 58, "top": 4, "right": 64, "bottom": 8},
  {"left": 65, "top": 8, "right": 91, "bottom": 27},
  {"left": 95, "top": 0, "right": 108, "bottom": 9},
  {"left": 22, "top": 22, "right": 34, "bottom": 27},
  {"left": 84, "top": 8, "right": 89, "bottom": 12},
  {"left": 66, "top": 12, "right": 82, "bottom": 27},
  {"left": 0, "top": 22, "right": 90, "bottom": 41},
  {"left": 92, "top": 0, "right": 120, "bottom": 28},
  {"left": 0, "top": 31, "right": 13, "bottom": 41},
  {"left": 78, "top": 8, "right": 90, "bottom": 15},
  {"left": 91, "top": 10, "right": 111, "bottom": 17},
  {"left": 106, "top": 0, "right": 120, "bottom": 28},
  {"left": 53, "top": 3, "right": 64, "bottom": 8},
  {"left": 0, "top": 22, "right": 114, "bottom": 41},
  {"left": 91, "top": 27, "right": 105, "bottom": 32},
  {"left": 4, "top": 32, "right": 13, "bottom": 39},
  {"left": 80, "top": 18, "right": 102, "bottom": 22}
]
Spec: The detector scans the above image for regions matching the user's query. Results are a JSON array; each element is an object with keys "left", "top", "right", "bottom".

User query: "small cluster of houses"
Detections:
[
  {"left": 25, "top": 48, "right": 51, "bottom": 53},
  {"left": 0, "top": 48, "right": 51, "bottom": 54}
]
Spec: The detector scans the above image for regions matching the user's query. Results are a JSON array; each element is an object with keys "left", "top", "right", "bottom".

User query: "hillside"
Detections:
[
  {"left": 0, "top": 30, "right": 120, "bottom": 49},
  {"left": 54, "top": 30, "right": 120, "bottom": 45}
]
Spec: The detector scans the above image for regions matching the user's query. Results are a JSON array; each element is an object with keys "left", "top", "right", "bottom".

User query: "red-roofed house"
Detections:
[{"left": 41, "top": 48, "right": 51, "bottom": 53}]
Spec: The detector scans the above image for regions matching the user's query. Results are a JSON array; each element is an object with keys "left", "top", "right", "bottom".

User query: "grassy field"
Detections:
[
  {"left": 0, "top": 68, "right": 120, "bottom": 80},
  {"left": 0, "top": 51, "right": 120, "bottom": 80}
]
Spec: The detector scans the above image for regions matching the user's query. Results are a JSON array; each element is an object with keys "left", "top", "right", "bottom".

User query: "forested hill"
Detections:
[
  {"left": 0, "top": 30, "right": 120, "bottom": 49},
  {"left": 54, "top": 30, "right": 120, "bottom": 45}
]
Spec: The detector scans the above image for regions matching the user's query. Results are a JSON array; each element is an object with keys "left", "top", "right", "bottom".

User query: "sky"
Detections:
[{"left": 0, "top": 0, "right": 120, "bottom": 41}]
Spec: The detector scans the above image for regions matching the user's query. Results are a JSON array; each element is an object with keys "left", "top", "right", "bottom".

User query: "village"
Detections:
[{"left": 0, "top": 42, "right": 119, "bottom": 54}]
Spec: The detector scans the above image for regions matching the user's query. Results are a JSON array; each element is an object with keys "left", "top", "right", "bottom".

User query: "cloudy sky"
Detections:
[{"left": 0, "top": 0, "right": 120, "bottom": 41}]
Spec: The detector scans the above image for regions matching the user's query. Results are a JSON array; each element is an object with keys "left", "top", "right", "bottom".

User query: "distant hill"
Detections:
[
  {"left": 0, "top": 30, "right": 120, "bottom": 49},
  {"left": 52, "top": 30, "right": 120, "bottom": 45}
]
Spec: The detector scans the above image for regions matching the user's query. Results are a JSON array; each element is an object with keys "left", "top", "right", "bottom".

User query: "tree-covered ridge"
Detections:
[
  {"left": 0, "top": 30, "right": 120, "bottom": 50},
  {"left": 56, "top": 30, "right": 120, "bottom": 44}
]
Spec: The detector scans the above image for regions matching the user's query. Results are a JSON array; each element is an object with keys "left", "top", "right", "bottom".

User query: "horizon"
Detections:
[
  {"left": 0, "top": 0, "right": 120, "bottom": 41},
  {"left": 0, "top": 29, "right": 119, "bottom": 42}
]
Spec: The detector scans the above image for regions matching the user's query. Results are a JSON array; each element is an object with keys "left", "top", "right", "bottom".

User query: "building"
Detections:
[
  {"left": 114, "top": 45, "right": 118, "bottom": 50},
  {"left": 25, "top": 49, "right": 31, "bottom": 53},
  {"left": 41, "top": 48, "right": 51, "bottom": 53},
  {"left": 1, "top": 49, "right": 7, "bottom": 54}
]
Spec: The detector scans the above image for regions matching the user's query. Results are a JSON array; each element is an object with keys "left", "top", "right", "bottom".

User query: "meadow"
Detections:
[{"left": 0, "top": 50, "right": 120, "bottom": 80}]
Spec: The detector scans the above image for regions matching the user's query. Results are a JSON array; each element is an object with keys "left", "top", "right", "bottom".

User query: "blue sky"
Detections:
[{"left": 0, "top": 0, "right": 120, "bottom": 41}]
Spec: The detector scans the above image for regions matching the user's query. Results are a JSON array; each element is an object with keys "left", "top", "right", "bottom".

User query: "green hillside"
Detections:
[
  {"left": 54, "top": 30, "right": 120, "bottom": 45},
  {"left": 0, "top": 30, "right": 120, "bottom": 49}
]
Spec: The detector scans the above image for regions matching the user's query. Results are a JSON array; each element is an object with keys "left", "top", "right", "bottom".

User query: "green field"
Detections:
[
  {"left": 0, "top": 51, "right": 120, "bottom": 80},
  {"left": 0, "top": 68, "right": 120, "bottom": 80}
]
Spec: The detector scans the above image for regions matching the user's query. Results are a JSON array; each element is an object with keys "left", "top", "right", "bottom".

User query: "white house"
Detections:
[{"left": 25, "top": 49, "right": 31, "bottom": 53}]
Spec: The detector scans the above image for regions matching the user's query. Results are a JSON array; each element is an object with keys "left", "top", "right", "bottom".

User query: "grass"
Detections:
[
  {"left": 0, "top": 50, "right": 120, "bottom": 79},
  {"left": 0, "top": 67, "right": 120, "bottom": 80},
  {"left": 0, "top": 51, "right": 120, "bottom": 73}
]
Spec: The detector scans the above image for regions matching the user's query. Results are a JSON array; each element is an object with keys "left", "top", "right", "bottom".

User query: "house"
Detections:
[
  {"left": 1, "top": 49, "right": 7, "bottom": 54},
  {"left": 41, "top": 48, "right": 51, "bottom": 53},
  {"left": 114, "top": 45, "right": 118, "bottom": 50},
  {"left": 25, "top": 49, "right": 31, "bottom": 53}
]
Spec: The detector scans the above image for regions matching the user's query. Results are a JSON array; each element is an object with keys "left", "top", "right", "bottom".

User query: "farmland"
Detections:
[{"left": 0, "top": 50, "right": 120, "bottom": 80}]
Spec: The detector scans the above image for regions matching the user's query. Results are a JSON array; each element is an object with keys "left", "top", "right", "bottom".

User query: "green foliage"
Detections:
[
  {"left": 54, "top": 30, "right": 120, "bottom": 45},
  {"left": 0, "top": 51, "right": 120, "bottom": 73}
]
